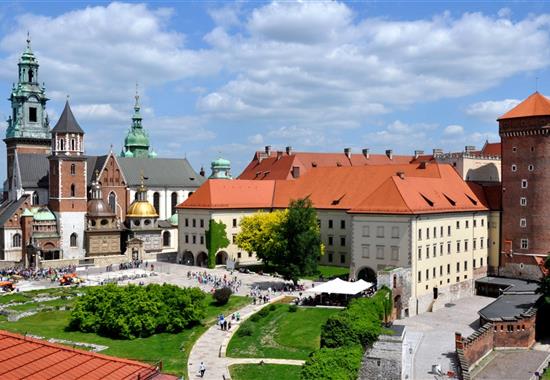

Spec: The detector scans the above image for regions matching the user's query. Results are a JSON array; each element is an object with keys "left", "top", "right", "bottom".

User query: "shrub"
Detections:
[
  {"left": 250, "top": 314, "right": 262, "bottom": 322},
  {"left": 288, "top": 304, "right": 298, "bottom": 313},
  {"left": 213, "top": 287, "right": 232, "bottom": 305},
  {"left": 257, "top": 307, "right": 270, "bottom": 318},
  {"left": 268, "top": 304, "right": 277, "bottom": 312},
  {"left": 301, "top": 345, "right": 363, "bottom": 380},
  {"left": 237, "top": 324, "right": 253, "bottom": 337},
  {"left": 69, "top": 284, "right": 206, "bottom": 339}
]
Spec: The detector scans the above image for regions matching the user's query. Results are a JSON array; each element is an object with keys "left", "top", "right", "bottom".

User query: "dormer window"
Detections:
[{"left": 29, "top": 107, "right": 37, "bottom": 122}]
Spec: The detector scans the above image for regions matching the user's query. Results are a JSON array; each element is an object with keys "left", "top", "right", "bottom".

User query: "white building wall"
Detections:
[
  {"left": 3, "top": 228, "right": 23, "bottom": 261},
  {"left": 318, "top": 210, "right": 352, "bottom": 267},
  {"left": 56, "top": 212, "right": 86, "bottom": 259}
]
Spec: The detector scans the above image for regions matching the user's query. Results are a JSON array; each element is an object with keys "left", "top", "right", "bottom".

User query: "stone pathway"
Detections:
[{"left": 188, "top": 295, "right": 302, "bottom": 380}]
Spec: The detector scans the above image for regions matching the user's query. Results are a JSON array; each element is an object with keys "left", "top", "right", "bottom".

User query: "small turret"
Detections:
[{"left": 209, "top": 157, "right": 232, "bottom": 179}]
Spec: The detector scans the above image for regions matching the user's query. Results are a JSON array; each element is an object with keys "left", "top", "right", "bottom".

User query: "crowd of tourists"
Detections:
[
  {"left": 187, "top": 271, "right": 243, "bottom": 293},
  {"left": 0, "top": 265, "right": 77, "bottom": 282}
]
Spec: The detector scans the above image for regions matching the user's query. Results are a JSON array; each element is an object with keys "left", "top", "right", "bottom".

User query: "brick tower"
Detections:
[
  {"left": 498, "top": 92, "right": 550, "bottom": 279},
  {"left": 48, "top": 101, "right": 87, "bottom": 259},
  {"left": 4, "top": 35, "right": 51, "bottom": 199}
]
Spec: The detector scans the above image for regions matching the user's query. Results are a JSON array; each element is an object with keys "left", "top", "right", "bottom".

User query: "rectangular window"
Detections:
[
  {"left": 29, "top": 107, "right": 37, "bottom": 122},
  {"left": 328, "top": 220, "right": 333, "bottom": 229},
  {"left": 185, "top": 234, "right": 189, "bottom": 244},
  {"left": 418, "top": 229, "right": 422, "bottom": 240},
  {"left": 426, "top": 228, "right": 430, "bottom": 239},
  {"left": 473, "top": 259, "right": 476, "bottom": 268},
  {"left": 362, "top": 225, "right": 370, "bottom": 237},
  {"left": 439, "top": 243, "right": 443, "bottom": 256},
  {"left": 456, "top": 241, "right": 461, "bottom": 253},
  {"left": 340, "top": 220, "right": 346, "bottom": 229},
  {"left": 480, "top": 238, "right": 484, "bottom": 249},
  {"left": 232, "top": 218, "right": 237, "bottom": 228},
  {"left": 473, "top": 239, "right": 477, "bottom": 250},
  {"left": 232, "top": 234, "right": 237, "bottom": 244},
  {"left": 447, "top": 242, "right": 451, "bottom": 255},
  {"left": 192, "top": 219, "right": 196, "bottom": 228},
  {"left": 521, "top": 179, "right": 528, "bottom": 189},
  {"left": 456, "top": 221, "right": 460, "bottom": 229},
  {"left": 237, "top": 252, "right": 242, "bottom": 259},
  {"left": 464, "top": 260, "right": 468, "bottom": 271},
  {"left": 433, "top": 267, "right": 436, "bottom": 278},
  {"left": 426, "top": 246, "right": 430, "bottom": 260},
  {"left": 433, "top": 227, "right": 437, "bottom": 238},
  {"left": 447, "top": 226, "right": 451, "bottom": 236},
  {"left": 200, "top": 236, "right": 204, "bottom": 245},
  {"left": 200, "top": 219, "right": 204, "bottom": 228},
  {"left": 520, "top": 218, "right": 527, "bottom": 228},
  {"left": 456, "top": 262, "right": 460, "bottom": 272},
  {"left": 473, "top": 219, "right": 477, "bottom": 228},
  {"left": 340, "top": 236, "right": 346, "bottom": 247},
  {"left": 418, "top": 247, "right": 422, "bottom": 261},
  {"left": 192, "top": 235, "right": 196, "bottom": 244},
  {"left": 447, "top": 264, "right": 451, "bottom": 275},
  {"left": 466, "top": 220, "right": 469, "bottom": 228},
  {"left": 440, "top": 265, "right": 443, "bottom": 276},
  {"left": 426, "top": 269, "right": 429, "bottom": 280},
  {"left": 481, "top": 219, "right": 485, "bottom": 227},
  {"left": 391, "top": 246, "right": 399, "bottom": 261},
  {"left": 464, "top": 240, "right": 469, "bottom": 252},
  {"left": 376, "top": 226, "right": 384, "bottom": 238},
  {"left": 520, "top": 197, "right": 527, "bottom": 206},
  {"left": 376, "top": 246, "right": 384, "bottom": 259},
  {"left": 418, "top": 271, "right": 422, "bottom": 283},
  {"left": 433, "top": 244, "right": 437, "bottom": 258},
  {"left": 340, "top": 254, "right": 346, "bottom": 264},
  {"left": 391, "top": 226, "right": 399, "bottom": 238},
  {"left": 362, "top": 245, "right": 370, "bottom": 258},
  {"left": 248, "top": 252, "right": 253, "bottom": 257},
  {"left": 521, "top": 239, "right": 528, "bottom": 249},
  {"left": 185, "top": 218, "right": 189, "bottom": 227},
  {"left": 480, "top": 257, "right": 484, "bottom": 267},
  {"left": 440, "top": 226, "right": 444, "bottom": 237},
  {"left": 328, "top": 236, "right": 333, "bottom": 246},
  {"left": 328, "top": 253, "right": 333, "bottom": 263}
]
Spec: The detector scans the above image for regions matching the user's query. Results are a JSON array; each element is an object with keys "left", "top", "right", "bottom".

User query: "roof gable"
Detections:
[{"left": 52, "top": 101, "right": 84, "bottom": 134}]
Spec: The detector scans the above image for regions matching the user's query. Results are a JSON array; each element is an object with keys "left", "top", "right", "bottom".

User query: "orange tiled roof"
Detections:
[
  {"left": 480, "top": 142, "right": 501, "bottom": 157},
  {"left": 498, "top": 92, "right": 550, "bottom": 120},
  {"left": 238, "top": 151, "right": 420, "bottom": 180},
  {"left": 0, "top": 330, "right": 168, "bottom": 380},
  {"left": 179, "top": 163, "right": 489, "bottom": 215}
]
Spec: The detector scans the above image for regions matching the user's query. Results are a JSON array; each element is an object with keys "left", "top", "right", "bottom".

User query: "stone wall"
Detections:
[
  {"left": 358, "top": 329, "right": 404, "bottom": 380},
  {"left": 377, "top": 267, "right": 411, "bottom": 319}
]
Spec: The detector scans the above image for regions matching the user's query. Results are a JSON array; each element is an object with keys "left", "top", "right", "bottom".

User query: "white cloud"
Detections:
[
  {"left": 364, "top": 120, "right": 437, "bottom": 154},
  {"left": 443, "top": 124, "right": 464, "bottom": 136},
  {"left": 72, "top": 103, "right": 127, "bottom": 122},
  {"left": 465, "top": 98, "right": 521, "bottom": 121},
  {"left": 248, "top": 133, "right": 264, "bottom": 145}
]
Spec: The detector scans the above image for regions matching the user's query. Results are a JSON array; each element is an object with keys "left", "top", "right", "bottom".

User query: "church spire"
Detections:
[{"left": 122, "top": 85, "right": 155, "bottom": 158}]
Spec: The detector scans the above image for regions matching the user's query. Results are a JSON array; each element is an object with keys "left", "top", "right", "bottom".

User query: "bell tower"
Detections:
[
  {"left": 48, "top": 101, "right": 87, "bottom": 258},
  {"left": 4, "top": 35, "right": 51, "bottom": 195}
]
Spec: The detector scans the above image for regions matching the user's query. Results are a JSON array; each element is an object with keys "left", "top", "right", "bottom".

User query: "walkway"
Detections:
[{"left": 188, "top": 295, "right": 302, "bottom": 380}]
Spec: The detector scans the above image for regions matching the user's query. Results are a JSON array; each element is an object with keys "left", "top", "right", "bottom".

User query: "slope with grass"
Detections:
[
  {"left": 0, "top": 292, "right": 249, "bottom": 376},
  {"left": 229, "top": 364, "right": 301, "bottom": 380},
  {"left": 227, "top": 304, "right": 339, "bottom": 360}
]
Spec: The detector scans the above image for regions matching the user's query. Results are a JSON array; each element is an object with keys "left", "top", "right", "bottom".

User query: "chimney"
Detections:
[
  {"left": 199, "top": 166, "right": 205, "bottom": 177},
  {"left": 285, "top": 146, "right": 293, "bottom": 155},
  {"left": 344, "top": 147, "right": 352, "bottom": 159},
  {"left": 386, "top": 149, "right": 393, "bottom": 160},
  {"left": 276, "top": 151, "right": 283, "bottom": 160},
  {"left": 291, "top": 166, "right": 300, "bottom": 178},
  {"left": 265, "top": 145, "right": 272, "bottom": 156},
  {"left": 465, "top": 145, "right": 476, "bottom": 153},
  {"left": 432, "top": 148, "right": 443, "bottom": 157},
  {"left": 414, "top": 150, "right": 424, "bottom": 159},
  {"left": 396, "top": 171, "right": 405, "bottom": 180},
  {"left": 362, "top": 148, "right": 370, "bottom": 159}
]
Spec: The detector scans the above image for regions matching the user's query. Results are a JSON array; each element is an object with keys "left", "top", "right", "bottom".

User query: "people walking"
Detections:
[{"left": 199, "top": 362, "right": 206, "bottom": 378}]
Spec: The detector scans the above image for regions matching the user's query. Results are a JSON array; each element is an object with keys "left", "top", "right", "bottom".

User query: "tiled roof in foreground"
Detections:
[{"left": 0, "top": 330, "right": 171, "bottom": 380}]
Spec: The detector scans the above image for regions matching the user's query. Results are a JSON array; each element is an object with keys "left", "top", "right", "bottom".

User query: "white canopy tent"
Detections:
[{"left": 306, "top": 278, "right": 374, "bottom": 295}]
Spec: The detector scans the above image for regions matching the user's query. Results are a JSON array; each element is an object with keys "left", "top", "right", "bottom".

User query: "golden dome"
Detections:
[{"left": 126, "top": 201, "right": 158, "bottom": 218}]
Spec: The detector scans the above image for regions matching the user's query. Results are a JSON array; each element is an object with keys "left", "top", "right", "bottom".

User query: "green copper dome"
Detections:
[
  {"left": 212, "top": 157, "right": 230, "bottom": 167},
  {"left": 122, "top": 88, "right": 155, "bottom": 158},
  {"left": 33, "top": 207, "right": 56, "bottom": 221},
  {"left": 21, "top": 208, "right": 34, "bottom": 218},
  {"left": 124, "top": 130, "right": 149, "bottom": 147},
  {"left": 169, "top": 213, "right": 178, "bottom": 226},
  {"left": 209, "top": 157, "right": 232, "bottom": 179}
]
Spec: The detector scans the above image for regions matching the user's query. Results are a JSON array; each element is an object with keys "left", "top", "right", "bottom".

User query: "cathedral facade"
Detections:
[{"left": 0, "top": 39, "right": 204, "bottom": 267}]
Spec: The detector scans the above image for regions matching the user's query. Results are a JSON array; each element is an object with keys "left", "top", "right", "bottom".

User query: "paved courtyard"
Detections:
[
  {"left": 473, "top": 349, "right": 550, "bottom": 380},
  {"left": 395, "top": 295, "right": 494, "bottom": 380}
]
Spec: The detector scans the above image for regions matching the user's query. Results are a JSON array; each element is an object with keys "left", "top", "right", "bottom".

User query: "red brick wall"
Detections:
[
  {"left": 48, "top": 158, "right": 87, "bottom": 212},
  {"left": 98, "top": 155, "right": 128, "bottom": 220},
  {"left": 500, "top": 116, "right": 550, "bottom": 255},
  {"left": 491, "top": 314, "right": 536, "bottom": 348},
  {"left": 458, "top": 324, "right": 494, "bottom": 365}
]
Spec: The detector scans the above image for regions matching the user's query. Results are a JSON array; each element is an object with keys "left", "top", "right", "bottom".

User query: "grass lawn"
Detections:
[
  {"left": 302, "top": 265, "right": 350, "bottom": 281},
  {"left": 227, "top": 304, "right": 339, "bottom": 360},
  {"left": 0, "top": 292, "right": 250, "bottom": 376},
  {"left": 229, "top": 364, "right": 301, "bottom": 380}
]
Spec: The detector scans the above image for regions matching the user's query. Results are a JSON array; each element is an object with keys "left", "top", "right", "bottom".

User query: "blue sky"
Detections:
[{"left": 1, "top": 1, "right": 550, "bottom": 179}]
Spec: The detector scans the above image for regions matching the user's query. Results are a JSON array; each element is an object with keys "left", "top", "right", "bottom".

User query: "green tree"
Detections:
[
  {"left": 236, "top": 210, "right": 287, "bottom": 260},
  {"left": 538, "top": 255, "right": 550, "bottom": 304},
  {"left": 206, "top": 219, "right": 230, "bottom": 269}
]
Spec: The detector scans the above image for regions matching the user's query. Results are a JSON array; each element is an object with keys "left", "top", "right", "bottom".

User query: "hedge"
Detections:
[
  {"left": 300, "top": 345, "right": 363, "bottom": 380},
  {"left": 69, "top": 283, "right": 206, "bottom": 339}
]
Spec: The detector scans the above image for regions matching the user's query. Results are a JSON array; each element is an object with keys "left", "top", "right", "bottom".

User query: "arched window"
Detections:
[
  {"left": 70, "top": 184, "right": 76, "bottom": 197},
  {"left": 70, "top": 233, "right": 78, "bottom": 247},
  {"left": 28, "top": 69, "right": 34, "bottom": 83},
  {"left": 153, "top": 192, "right": 160, "bottom": 214},
  {"left": 70, "top": 139, "right": 75, "bottom": 151},
  {"left": 32, "top": 191, "right": 39, "bottom": 205},
  {"left": 70, "top": 164, "right": 76, "bottom": 175},
  {"left": 163, "top": 231, "right": 171, "bottom": 247},
  {"left": 59, "top": 138, "right": 65, "bottom": 151},
  {"left": 13, "top": 233, "right": 22, "bottom": 248},
  {"left": 171, "top": 192, "right": 178, "bottom": 215},
  {"left": 109, "top": 192, "right": 116, "bottom": 213}
]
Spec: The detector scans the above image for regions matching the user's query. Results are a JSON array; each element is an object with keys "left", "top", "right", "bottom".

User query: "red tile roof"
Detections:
[
  {"left": 238, "top": 151, "right": 422, "bottom": 180},
  {"left": 498, "top": 92, "right": 550, "bottom": 120},
  {"left": 0, "top": 330, "right": 170, "bottom": 380},
  {"left": 180, "top": 163, "right": 489, "bottom": 215},
  {"left": 480, "top": 142, "right": 501, "bottom": 157}
]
